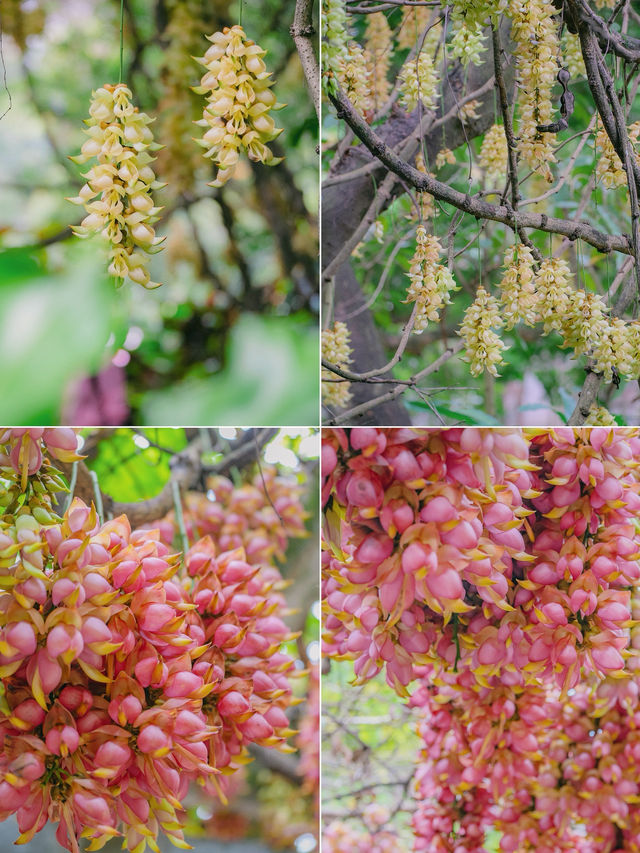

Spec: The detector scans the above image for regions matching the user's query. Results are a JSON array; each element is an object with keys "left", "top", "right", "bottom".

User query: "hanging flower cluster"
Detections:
[
  {"left": 508, "top": 0, "right": 559, "bottom": 181},
  {"left": 151, "top": 468, "right": 309, "bottom": 565},
  {"left": 339, "top": 42, "right": 373, "bottom": 116},
  {"left": 68, "top": 85, "right": 165, "bottom": 289},
  {"left": 404, "top": 226, "right": 458, "bottom": 332},
  {"left": 595, "top": 122, "right": 640, "bottom": 189},
  {"left": 323, "top": 427, "right": 640, "bottom": 850},
  {"left": 194, "top": 25, "right": 284, "bottom": 188},
  {"left": 322, "top": 321, "right": 353, "bottom": 409},
  {"left": 398, "top": 51, "right": 438, "bottom": 113},
  {"left": 479, "top": 123, "right": 508, "bottom": 183},
  {"left": 364, "top": 12, "right": 392, "bottom": 109},
  {"left": 0, "top": 430, "right": 308, "bottom": 852},
  {"left": 321, "top": 0, "right": 350, "bottom": 91},
  {"left": 498, "top": 243, "right": 537, "bottom": 328},
  {"left": 155, "top": 0, "right": 208, "bottom": 196},
  {"left": 459, "top": 285, "right": 507, "bottom": 376},
  {"left": 397, "top": 6, "right": 432, "bottom": 51}
]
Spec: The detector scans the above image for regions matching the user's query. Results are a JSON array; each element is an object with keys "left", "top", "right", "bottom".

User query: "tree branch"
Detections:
[
  {"left": 328, "top": 85, "right": 633, "bottom": 257},
  {"left": 291, "top": 0, "right": 319, "bottom": 120}
]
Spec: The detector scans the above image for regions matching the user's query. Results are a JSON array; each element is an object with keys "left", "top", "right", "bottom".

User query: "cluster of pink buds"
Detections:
[
  {"left": 0, "top": 429, "right": 311, "bottom": 852},
  {"left": 183, "top": 536, "right": 301, "bottom": 800},
  {"left": 153, "top": 468, "right": 308, "bottom": 564},
  {"left": 322, "top": 427, "right": 640, "bottom": 851}
]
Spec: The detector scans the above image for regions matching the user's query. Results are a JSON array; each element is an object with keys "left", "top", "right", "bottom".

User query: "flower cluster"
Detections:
[
  {"left": 397, "top": 6, "right": 432, "bottom": 51},
  {"left": 339, "top": 42, "right": 373, "bottom": 116},
  {"left": 479, "top": 123, "right": 508, "bottom": 183},
  {"left": 194, "top": 25, "right": 284, "bottom": 188},
  {"left": 68, "top": 84, "right": 165, "bottom": 289},
  {"left": 322, "top": 0, "right": 350, "bottom": 91},
  {"left": 508, "top": 0, "right": 559, "bottom": 181},
  {"left": 364, "top": 12, "right": 392, "bottom": 109},
  {"left": 1, "top": 0, "right": 45, "bottom": 49},
  {"left": 322, "top": 321, "right": 353, "bottom": 409},
  {"left": 498, "top": 243, "right": 537, "bottom": 328},
  {"left": 563, "top": 32, "right": 585, "bottom": 79},
  {"left": 155, "top": 0, "right": 207, "bottom": 196},
  {"left": 404, "top": 226, "right": 458, "bottom": 332},
  {"left": 398, "top": 51, "right": 438, "bottom": 113},
  {"left": 0, "top": 430, "right": 308, "bottom": 852},
  {"left": 595, "top": 122, "right": 640, "bottom": 189},
  {"left": 151, "top": 468, "right": 309, "bottom": 565},
  {"left": 459, "top": 286, "right": 507, "bottom": 376},
  {"left": 323, "top": 427, "right": 640, "bottom": 850}
]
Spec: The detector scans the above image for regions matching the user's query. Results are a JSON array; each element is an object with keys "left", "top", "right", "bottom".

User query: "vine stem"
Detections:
[
  {"left": 119, "top": 0, "right": 125, "bottom": 83},
  {"left": 89, "top": 471, "right": 104, "bottom": 525},
  {"left": 239, "top": 0, "right": 244, "bottom": 27},
  {"left": 171, "top": 479, "right": 190, "bottom": 562}
]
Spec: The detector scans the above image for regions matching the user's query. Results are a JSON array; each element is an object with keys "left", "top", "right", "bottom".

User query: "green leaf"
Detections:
[
  {"left": 0, "top": 245, "right": 115, "bottom": 422},
  {"left": 140, "top": 314, "right": 319, "bottom": 425}
]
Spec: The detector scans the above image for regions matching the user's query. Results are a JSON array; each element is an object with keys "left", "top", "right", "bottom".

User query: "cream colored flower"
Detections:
[
  {"left": 404, "top": 226, "right": 458, "bottom": 332},
  {"left": 450, "top": 21, "right": 486, "bottom": 67},
  {"left": 397, "top": 7, "right": 434, "bottom": 51},
  {"left": 364, "top": 12, "right": 392, "bottom": 109},
  {"left": 459, "top": 286, "right": 507, "bottom": 376},
  {"left": 508, "top": 0, "right": 559, "bottom": 181},
  {"left": 68, "top": 84, "right": 164, "bottom": 289},
  {"left": 435, "top": 148, "right": 456, "bottom": 170},
  {"left": 560, "top": 290, "right": 608, "bottom": 358},
  {"left": 479, "top": 123, "right": 508, "bottom": 183},
  {"left": 322, "top": 321, "right": 353, "bottom": 408},
  {"left": 398, "top": 50, "right": 438, "bottom": 113},
  {"left": 322, "top": 0, "right": 349, "bottom": 88},
  {"left": 586, "top": 404, "right": 617, "bottom": 425},
  {"left": 534, "top": 258, "right": 573, "bottom": 334},
  {"left": 595, "top": 122, "right": 640, "bottom": 189},
  {"left": 562, "top": 32, "right": 585, "bottom": 79},
  {"left": 498, "top": 244, "right": 537, "bottom": 328},
  {"left": 339, "top": 41, "right": 373, "bottom": 115},
  {"left": 459, "top": 99, "right": 481, "bottom": 123},
  {"left": 194, "top": 25, "right": 284, "bottom": 187}
]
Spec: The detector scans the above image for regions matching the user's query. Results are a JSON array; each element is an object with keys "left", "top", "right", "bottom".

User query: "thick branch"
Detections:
[
  {"left": 328, "top": 86, "right": 632, "bottom": 257},
  {"left": 291, "top": 0, "right": 319, "bottom": 120}
]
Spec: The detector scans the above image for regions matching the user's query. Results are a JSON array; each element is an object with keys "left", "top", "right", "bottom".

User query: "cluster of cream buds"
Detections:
[
  {"left": 450, "top": 20, "right": 487, "bottom": 67},
  {"left": 435, "top": 147, "right": 456, "bottom": 169},
  {"left": 411, "top": 153, "right": 435, "bottom": 222},
  {"left": 322, "top": 0, "right": 350, "bottom": 90},
  {"left": 588, "top": 404, "right": 617, "bottom": 426},
  {"left": 194, "top": 25, "right": 284, "bottom": 188},
  {"left": 533, "top": 257, "right": 573, "bottom": 334},
  {"left": 458, "top": 98, "right": 481, "bottom": 123},
  {"left": 153, "top": 468, "right": 308, "bottom": 565},
  {"left": 479, "top": 123, "right": 508, "bottom": 184},
  {"left": 459, "top": 286, "right": 507, "bottom": 376},
  {"left": 563, "top": 32, "right": 585, "bottom": 78},
  {"left": 595, "top": 122, "right": 640, "bottom": 189},
  {"left": 403, "top": 226, "right": 458, "bottom": 332},
  {"left": 68, "top": 84, "right": 165, "bottom": 289},
  {"left": 508, "top": 0, "right": 559, "bottom": 181},
  {"left": 398, "top": 51, "right": 438, "bottom": 113},
  {"left": 364, "top": 12, "right": 392, "bottom": 109},
  {"left": 498, "top": 243, "right": 538, "bottom": 328},
  {"left": 182, "top": 538, "right": 300, "bottom": 793},
  {"left": 338, "top": 42, "right": 373, "bottom": 116},
  {"left": 322, "top": 321, "right": 353, "bottom": 409},
  {"left": 1, "top": 0, "right": 45, "bottom": 49},
  {"left": 397, "top": 8, "right": 434, "bottom": 51},
  {"left": 0, "top": 495, "right": 219, "bottom": 853},
  {"left": 155, "top": 0, "right": 208, "bottom": 196}
]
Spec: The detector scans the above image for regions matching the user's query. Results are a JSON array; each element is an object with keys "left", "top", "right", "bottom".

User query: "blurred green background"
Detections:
[{"left": 0, "top": 0, "right": 318, "bottom": 425}]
